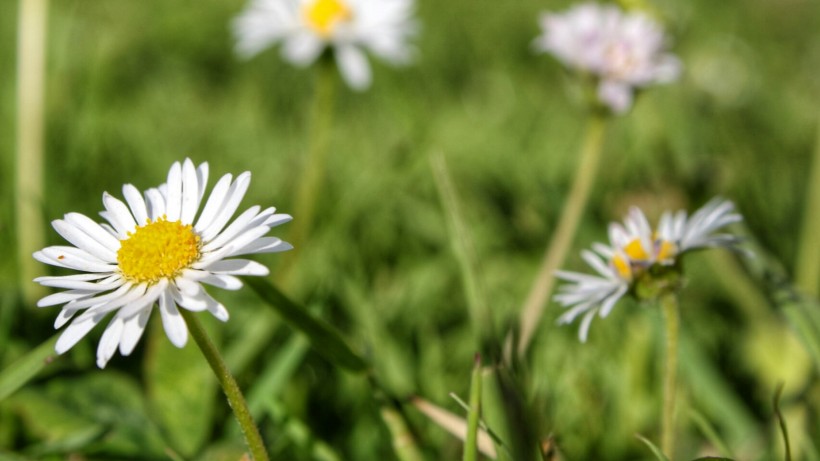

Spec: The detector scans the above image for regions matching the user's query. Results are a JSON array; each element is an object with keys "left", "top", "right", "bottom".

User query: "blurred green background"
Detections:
[{"left": 2, "top": 0, "right": 820, "bottom": 459}]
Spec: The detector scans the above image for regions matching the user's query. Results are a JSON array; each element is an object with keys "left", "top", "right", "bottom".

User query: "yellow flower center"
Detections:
[
  {"left": 623, "top": 238, "right": 650, "bottom": 262},
  {"left": 117, "top": 216, "right": 201, "bottom": 284},
  {"left": 612, "top": 253, "right": 632, "bottom": 281},
  {"left": 655, "top": 240, "right": 678, "bottom": 264},
  {"left": 304, "top": 0, "right": 352, "bottom": 37}
]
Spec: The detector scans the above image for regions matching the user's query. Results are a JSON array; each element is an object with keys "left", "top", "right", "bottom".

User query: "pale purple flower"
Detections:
[{"left": 533, "top": 2, "right": 681, "bottom": 113}]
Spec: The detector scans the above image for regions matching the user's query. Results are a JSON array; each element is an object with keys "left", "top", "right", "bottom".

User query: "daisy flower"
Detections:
[
  {"left": 232, "top": 0, "right": 417, "bottom": 90},
  {"left": 533, "top": 2, "right": 681, "bottom": 114},
  {"left": 555, "top": 198, "right": 743, "bottom": 341},
  {"left": 33, "top": 159, "right": 292, "bottom": 368}
]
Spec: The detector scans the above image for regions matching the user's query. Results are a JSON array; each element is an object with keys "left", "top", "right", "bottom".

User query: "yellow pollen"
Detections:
[
  {"left": 117, "top": 216, "right": 201, "bottom": 284},
  {"left": 655, "top": 240, "right": 678, "bottom": 263},
  {"left": 304, "top": 0, "right": 352, "bottom": 37},
  {"left": 623, "top": 238, "right": 650, "bottom": 262},
  {"left": 612, "top": 254, "right": 632, "bottom": 280}
]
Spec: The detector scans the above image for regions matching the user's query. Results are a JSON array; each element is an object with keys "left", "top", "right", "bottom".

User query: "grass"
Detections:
[{"left": 2, "top": 0, "right": 820, "bottom": 459}]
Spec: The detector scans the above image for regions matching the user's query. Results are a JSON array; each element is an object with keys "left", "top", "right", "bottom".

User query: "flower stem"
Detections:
[
  {"left": 517, "top": 112, "right": 608, "bottom": 358},
  {"left": 180, "top": 309, "right": 269, "bottom": 461},
  {"left": 278, "top": 61, "right": 336, "bottom": 282},
  {"left": 16, "top": 0, "right": 49, "bottom": 307},
  {"left": 795, "top": 114, "right": 820, "bottom": 298},
  {"left": 660, "top": 292, "right": 680, "bottom": 460}
]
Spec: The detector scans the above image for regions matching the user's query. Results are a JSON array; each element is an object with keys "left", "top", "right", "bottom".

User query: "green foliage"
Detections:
[{"left": 2, "top": 0, "right": 820, "bottom": 459}]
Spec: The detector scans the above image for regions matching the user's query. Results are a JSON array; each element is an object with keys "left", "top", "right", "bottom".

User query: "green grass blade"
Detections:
[
  {"left": 0, "top": 333, "right": 58, "bottom": 402},
  {"left": 245, "top": 277, "right": 367, "bottom": 372},
  {"left": 463, "top": 354, "right": 483, "bottom": 461},
  {"left": 773, "top": 383, "right": 792, "bottom": 461},
  {"left": 634, "top": 434, "right": 670, "bottom": 461},
  {"left": 688, "top": 409, "right": 735, "bottom": 459}
]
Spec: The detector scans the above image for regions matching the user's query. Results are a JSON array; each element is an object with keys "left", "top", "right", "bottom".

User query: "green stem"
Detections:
[
  {"left": 180, "top": 309, "right": 269, "bottom": 461},
  {"left": 517, "top": 113, "right": 608, "bottom": 358},
  {"left": 278, "top": 61, "right": 336, "bottom": 282},
  {"left": 16, "top": 0, "right": 49, "bottom": 307},
  {"left": 795, "top": 114, "right": 820, "bottom": 298},
  {"left": 660, "top": 293, "right": 680, "bottom": 460},
  {"left": 463, "top": 354, "right": 483, "bottom": 461},
  {"left": 430, "top": 152, "right": 493, "bottom": 348}
]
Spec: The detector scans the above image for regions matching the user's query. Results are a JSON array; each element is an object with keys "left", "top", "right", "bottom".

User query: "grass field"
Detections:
[{"left": 2, "top": 0, "right": 820, "bottom": 459}]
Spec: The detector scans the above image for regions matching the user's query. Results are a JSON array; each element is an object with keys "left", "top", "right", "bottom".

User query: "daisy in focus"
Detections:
[
  {"left": 555, "top": 198, "right": 743, "bottom": 341},
  {"left": 33, "top": 159, "right": 292, "bottom": 368},
  {"left": 533, "top": 2, "right": 681, "bottom": 114},
  {"left": 232, "top": 0, "right": 417, "bottom": 90}
]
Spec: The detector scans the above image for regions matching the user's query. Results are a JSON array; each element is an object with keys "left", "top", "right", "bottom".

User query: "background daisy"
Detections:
[{"left": 233, "top": 0, "right": 417, "bottom": 90}]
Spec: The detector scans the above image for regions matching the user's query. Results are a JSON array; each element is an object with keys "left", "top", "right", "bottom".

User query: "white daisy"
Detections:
[
  {"left": 232, "top": 0, "right": 417, "bottom": 90},
  {"left": 533, "top": 2, "right": 681, "bottom": 114},
  {"left": 33, "top": 159, "right": 293, "bottom": 368},
  {"left": 555, "top": 198, "right": 742, "bottom": 341}
]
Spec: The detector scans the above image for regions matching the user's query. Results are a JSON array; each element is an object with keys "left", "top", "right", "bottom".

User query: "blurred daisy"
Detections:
[
  {"left": 555, "top": 198, "right": 743, "bottom": 341},
  {"left": 533, "top": 2, "right": 681, "bottom": 114},
  {"left": 34, "top": 159, "right": 292, "bottom": 368},
  {"left": 232, "top": 0, "right": 417, "bottom": 90}
]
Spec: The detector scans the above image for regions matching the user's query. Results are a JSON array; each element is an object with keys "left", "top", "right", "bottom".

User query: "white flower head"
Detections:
[
  {"left": 33, "top": 159, "right": 293, "bottom": 368},
  {"left": 533, "top": 2, "right": 681, "bottom": 114},
  {"left": 232, "top": 0, "right": 417, "bottom": 90},
  {"left": 555, "top": 198, "right": 743, "bottom": 342}
]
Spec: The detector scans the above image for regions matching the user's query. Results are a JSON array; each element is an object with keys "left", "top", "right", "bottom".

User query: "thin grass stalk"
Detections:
[
  {"left": 16, "top": 0, "right": 49, "bottom": 306},
  {"left": 278, "top": 61, "right": 336, "bottom": 281},
  {"left": 517, "top": 113, "right": 608, "bottom": 358},
  {"left": 180, "top": 309, "right": 269, "bottom": 461},
  {"left": 795, "top": 114, "right": 820, "bottom": 298},
  {"left": 430, "top": 151, "right": 492, "bottom": 346},
  {"left": 463, "top": 354, "right": 483, "bottom": 461},
  {"left": 660, "top": 292, "right": 680, "bottom": 460}
]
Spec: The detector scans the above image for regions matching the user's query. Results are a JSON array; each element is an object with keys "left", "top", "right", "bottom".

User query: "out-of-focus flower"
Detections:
[
  {"left": 233, "top": 0, "right": 417, "bottom": 90},
  {"left": 533, "top": 2, "right": 681, "bottom": 114},
  {"left": 555, "top": 198, "right": 743, "bottom": 341},
  {"left": 33, "top": 159, "right": 292, "bottom": 368}
]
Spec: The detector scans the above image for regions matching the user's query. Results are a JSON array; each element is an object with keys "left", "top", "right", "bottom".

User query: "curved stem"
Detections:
[
  {"left": 517, "top": 113, "right": 608, "bottom": 358},
  {"left": 278, "top": 61, "right": 336, "bottom": 282},
  {"left": 180, "top": 309, "right": 269, "bottom": 461},
  {"left": 660, "top": 293, "right": 680, "bottom": 460}
]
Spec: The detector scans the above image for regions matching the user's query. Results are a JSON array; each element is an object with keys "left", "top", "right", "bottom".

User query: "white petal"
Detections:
[
  {"left": 165, "top": 161, "right": 183, "bottom": 221},
  {"left": 97, "top": 316, "right": 125, "bottom": 368},
  {"left": 36, "top": 247, "right": 117, "bottom": 273},
  {"left": 282, "top": 32, "right": 325, "bottom": 66},
  {"left": 102, "top": 192, "right": 138, "bottom": 238},
  {"left": 52, "top": 219, "right": 117, "bottom": 262},
  {"left": 56, "top": 312, "right": 106, "bottom": 354},
  {"left": 145, "top": 188, "right": 166, "bottom": 220},
  {"left": 119, "top": 308, "right": 151, "bottom": 355},
  {"left": 335, "top": 45, "right": 372, "bottom": 90},
  {"left": 180, "top": 158, "right": 201, "bottom": 225},
  {"left": 578, "top": 309, "right": 598, "bottom": 343},
  {"left": 37, "top": 290, "right": 96, "bottom": 307},
  {"left": 200, "top": 172, "right": 252, "bottom": 241},
  {"left": 63, "top": 213, "right": 121, "bottom": 253},
  {"left": 195, "top": 173, "right": 233, "bottom": 233},
  {"left": 159, "top": 290, "right": 188, "bottom": 347},
  {"left": 122, "top": 184, "right": 150, "bottom": 226},
  {"left": 230, "top": 237, "right": 293, "bottom": 256},
  {"left": 204, "top": 259, "right": 269, "bottom": 276},
  {"left": 196, "top": 162, "right": 209, "bottom": 203},
  {"left": 202, "top": 205, "right": 261, "bottom": 252}
]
